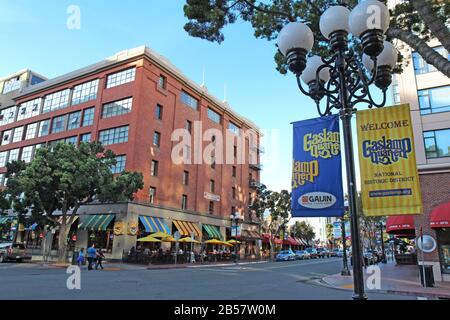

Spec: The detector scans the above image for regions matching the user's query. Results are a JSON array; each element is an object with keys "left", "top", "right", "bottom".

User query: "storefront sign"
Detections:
[
  {"left": 356, "top": 104, "right": 423, "bottom": 216},
  {"left": 291, "top": 115, "right": 344, "bottom": 217},
  {"left": 204, "top": 192, "right": 220, "bottom": 202}
]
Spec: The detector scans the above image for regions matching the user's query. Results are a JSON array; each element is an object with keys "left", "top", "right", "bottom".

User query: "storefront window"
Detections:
[
  {"left": 88, "top": 231, "right": 114, "bottom": 253},
  {"left": 437, "top": 229, "right": 450, "bottom": 274}
]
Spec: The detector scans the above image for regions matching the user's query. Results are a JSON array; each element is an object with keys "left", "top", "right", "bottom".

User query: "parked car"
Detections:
[
  {"left": 336, "top": 249, "right": 344, "bottom": 258},
  {"left": 305, "top": 248, "right": 318, "bottom": 259},
  {"left": 0, "top": 243, "right": 32, "bottom": 263},
  {"left": 276, "top": 250, "right": 296, "bottom": 261},
  {"left": 316, "top": 248, "right": 331, "bottom": 258},
  {"left": 294, "top": 250, "right": 310, "bottom": 260}
]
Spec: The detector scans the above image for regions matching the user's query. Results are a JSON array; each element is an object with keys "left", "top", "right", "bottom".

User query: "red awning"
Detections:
[
  {"left": 262, "top": 233, "right": 282, "bottom": 245},
  {"left": 283, "top": 236, "right": 300, "bottom": 246},
  {"left": 386, "top": 215, "right": 416, "bottom": 236},
  {"left": 430, "top": 202, "right": 450, "bottom": 228}
]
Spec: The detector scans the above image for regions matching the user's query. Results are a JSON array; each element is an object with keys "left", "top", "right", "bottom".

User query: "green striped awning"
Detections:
[
  {"left": 202, "top": 224, "right": 223, "bottom": 240},
  {"left": 78, "top": 215, "right": 115, "bottom": 231},
  {"left": 0, "top": 216, "right": 12, "bottom": 225}
]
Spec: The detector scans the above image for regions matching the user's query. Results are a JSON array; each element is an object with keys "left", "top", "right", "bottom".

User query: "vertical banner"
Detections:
[
  {"left": 291, "top": 115, "right": 344, "bottom": 217},
  {"left": 357, "top": 104, "right": 423, "bottom": 216}
]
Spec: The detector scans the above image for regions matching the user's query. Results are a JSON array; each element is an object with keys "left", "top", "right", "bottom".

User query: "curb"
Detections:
[
  {"left": 187, "top": 261, "right": 269, "bottom": 268},
  {"left": 317, "top": 277, "right": 450, "bottom": 299}
]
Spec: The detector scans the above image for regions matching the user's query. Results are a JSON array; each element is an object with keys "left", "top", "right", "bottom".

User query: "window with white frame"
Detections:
[
  {"left": 82, "top": 107, "right": 95, "bottom": 127},
  {"left": 0, "top": 174, "right": 5, "bottom": 187},
  {"left": 72, "top": 79, "right": 99, "bottom": 105},
  {"left": 65, "top": 136, "right": 77, "bottom": 145},
  {"left": 102, "top": 97, "right": 133, "bottom": 118},
  {"left": 8, "top": 149, "right": 20, "bottom": 163},
  {"left": 80, "top": 133, "right": 91, "bottom": 143},
  {"left": 38, "top": 119, "right": 50, "bottom": 137},
  {"left": 67, "top": 111, "right": 82, "bottom": 130},
  {"left": 21, "top": 146, "right": 34, "bottom": 163},
  {"left": 51, "top": 115, "right": 66, "bottom": 134},
  {"left": 2, "top": 77, "right": 22, "bottom": 94},
  {"left": 12, "top": 127, "right": 24, "bottom": 143},
  {"left": 106, "top": 68, "right": 136, "bottom": 89},
  {"left": 99, "top": 126, "right": 129, "bottom": 146},
  {"left": 43, "top": 89, "right": 70, "bottom": 113},
  {"left": 17, "top": 98, "right": 42, "bottom": 121},
  {"left": 25, "top": 123, "right": 38, "bottom": 140},
  {"left": 0, "top": 151, "right": 7, "bottom": 167},
  {"left": 111, "top": 155, "right": 126, "bottom": 174},
  {"left": 1, "top": 130, "right": 12, "bottom": 146},
  {"left": 0, "top": 106, "right": 17, "bottom": 126}
]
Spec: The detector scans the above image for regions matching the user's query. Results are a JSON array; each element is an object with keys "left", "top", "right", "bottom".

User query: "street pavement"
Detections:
[{"left": 0, "top": 258, "right": 418, "bottom": 300}]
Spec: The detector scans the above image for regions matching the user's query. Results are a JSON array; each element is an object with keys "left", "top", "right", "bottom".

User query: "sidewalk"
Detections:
[{"left": 320, "top": 262, "right": 450, "bottom": 299}]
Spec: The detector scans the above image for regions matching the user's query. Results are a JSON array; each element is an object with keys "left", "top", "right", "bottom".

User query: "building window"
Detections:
[
  {"left": 392, "top": 82, "right": 401, "bottom": 104},
  {"left": 2, "top": 130, "right": 12, "bottom": 146},
  {"left": 185, "top": 120, "right": 192, "bottom": 134},
  {"left": 232, "top": 187, "right": 236, "bottom": 200},
  {"left": 106, "top": 68, "right": 136, "bottom": 89},
  {"left": 181, "top": 91, "right": 198, "bottom": 110},
  {"left": 21, "top": 146, "right": 34, "bottom": 163},
  {"left": 424, "top": 129, "right": 450, "bottom": 159},
  {"left": 158, "top": 75, "right": 167, "bottom": 89},
  {"left": 8, "top": 149, "right": 20, "bottom": 163},
  {"left": 211, "top": 157, "right": 216, "bottom": 169},
  {"left": 232, "top": 166, "right": 237, "bottom": 178},
  {"left": 111, "top": 155, "right": 126, "bottom": 174},
  {"left": 65, "top": 136, "right": 78, "bottom": 145},
  {"left": 25, "top": 123, "right": 38, "bottom": 140},
  {"left": 413, "top": 46, "right": 449, "bottom": 75},
  {"left": 80, "top": 133, "right": 91, "bottom": 143},
  {"left": 51, "top": 115, "right": 66, "bottom": 134},
  {"left": 234, "top": 146, "right": 237, "bottom": 158},
  {"left": 207, "top": 108, "right": 221, "bottom": 124},
  {"left": 12, "top": 127, "right": 24, "bottom": 143},
  {"left": 43, "top": 89, "right": 70, "bottom": 113},
  {"left": 0, "top": 151, "right": 7, "bottom": 167},
  {"left": 17, "top": 98, "right": 41, "bottom": 121},
  {"left": 209, "top": 201, "right": 214, "bottom": 214},
  {"left": 98, "top": 126, "right": 129, "bottom": 146},
  {"left": 0, "top": 106, "right": 17, "bottom": 126},
  {"left": 151, "top": 160, "right": 159, "bottom": 177},
  {"left": 82, "top": 107, "right": 95, "bottom": 127},
  {"left": 38, "top": 119, "right": 50, "bottom": 137},
  {"left": 153, "top": 132, "right": 161, "bottom": 148},
  {"left": 149, "top": 187, "right": 156, "bottom": 204},
  {"left": 182, "top": 195, "right": 188, "bottom": 210},
  {"left": 228, "top": 122, "right": 240, "bottom": 135},
  {"left": 155, "top": 104, "right": 163, "bottom": 120},
  {"left": 183, "top": 171, "right": 189, "bottom": 186},
  {"left": 102, "top": 97, "right": 133, "bottom": 119},
  {"left": 2, "top": 77, "right": 21, "bottom": 94},
  {"left": 72, "top": 79, "right": 99, "bottom": 105},
  {"left": 67, "top": 111, "right": 82, "bottom": 130},
  {"left": 418, "top": 86, "right": 450, "bottom": 115},
  {"left": 210, "top": 180, "right": 215, "bottom": 193}
]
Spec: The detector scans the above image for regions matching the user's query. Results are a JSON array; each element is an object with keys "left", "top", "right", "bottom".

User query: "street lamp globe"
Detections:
[
  {"left": 349, "top": 0, "right": 390, "bottom": 57},
  {"left": 277, "top": 22, "right": 314, "bottom": 75},
  {"left": 319, "top": 5, "right": 351, "bottom": 51},
  {"left": 301, "top": 55, "right": 330, "bottom": 101},
  {"left": 362, "top": 41, "right": 398, "bottom": 89}
]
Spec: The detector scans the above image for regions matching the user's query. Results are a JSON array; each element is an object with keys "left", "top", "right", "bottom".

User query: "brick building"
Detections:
[{"left": 0, "top": 46, "right": 263, "bottom": 260}]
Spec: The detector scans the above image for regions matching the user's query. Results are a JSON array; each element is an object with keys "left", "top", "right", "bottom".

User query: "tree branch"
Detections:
[
  {"left": 242, "top": 0, "right": 296, "bottom": 21},
  {"left": 411, "top": 0, "right": 450, "bottom": 53},
  {"left": 387, "top": 27, "right": 450, "bottom": 78}
]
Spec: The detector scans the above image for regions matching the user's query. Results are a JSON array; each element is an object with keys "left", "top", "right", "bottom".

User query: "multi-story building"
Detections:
[
  {"left": 0, "top": 46, "right": 263, "bottom": 259},
  {"left": 391, "top": 38, "right": 450, "bottom": 282}
]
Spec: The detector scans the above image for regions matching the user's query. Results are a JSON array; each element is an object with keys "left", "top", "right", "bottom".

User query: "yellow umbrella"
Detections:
[
  {"left": 179, "top": 237, "right": 201, "bottom": 244},
  {"left": 161, "top": 235, "right": 176, "bottom": 242},
  {"left": 205, "top": 239, "right": 233, "bottom": 247},
  {"left": 150, "top": 232, "right": 170, "bottom": 238},
  {"left": 137, "top": 236, "right": 162, "bottom": 242},
  {"left": 227, "top": 239, "right": 242, "bottom": 245}
]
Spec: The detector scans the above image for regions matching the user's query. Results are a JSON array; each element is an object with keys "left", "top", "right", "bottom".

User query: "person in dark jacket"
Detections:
[{"left": 95, "top": 249, "right": 105, "bottom": 270}]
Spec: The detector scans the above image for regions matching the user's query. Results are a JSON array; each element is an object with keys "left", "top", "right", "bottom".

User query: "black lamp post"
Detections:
[
  {"left": 277, "top": 1, "right": 397, "bottom": 300},
  {"left": 230, "top": 212, "right": 242, "bottom": 264},
  {"left": 379, "top": 221, "right": 387, "bottom": 264},
  {"left": 341, "top": 217, "right": 351, "bottom": 276}
]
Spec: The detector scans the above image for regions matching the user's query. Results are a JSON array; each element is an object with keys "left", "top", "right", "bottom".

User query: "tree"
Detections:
[
  {"left": 183, "top": 0, "right": 450, "bottom": 77},
  {"left": 249, "top": 183, "right": 271, "bottom": 220},
  {"left": 292, "top": 220, "right": 315, "bottom": 246},
  {"left": 1, "top": 142, "right": 144, "bottom": 262}
]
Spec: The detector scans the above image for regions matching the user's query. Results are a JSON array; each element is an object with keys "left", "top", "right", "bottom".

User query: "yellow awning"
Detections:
[{"left": 173, "top": 220, "right": 201, "bottom": 238}]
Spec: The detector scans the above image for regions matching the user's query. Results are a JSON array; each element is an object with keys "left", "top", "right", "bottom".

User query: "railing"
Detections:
[
  {"left": 249, "top": 163, "right": 263, "bottom": 171},
  {"left": 249, "top": 179, "right": 262, "bottom": 189}
]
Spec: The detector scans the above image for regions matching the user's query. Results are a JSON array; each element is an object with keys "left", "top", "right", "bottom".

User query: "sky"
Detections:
[{"left": 0, "top": 0, "right": 393, "bottom": 229}]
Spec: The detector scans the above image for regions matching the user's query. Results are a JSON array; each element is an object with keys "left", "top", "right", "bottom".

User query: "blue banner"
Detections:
[{"left": 291, "top": 115, "right": 344, "bottom": 217}]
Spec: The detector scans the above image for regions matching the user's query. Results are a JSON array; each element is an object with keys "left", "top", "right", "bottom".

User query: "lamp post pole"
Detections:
[
  {"left": 379, "top": 222, "right": 387, "bottom": 264},
  {"left": 341, "top": 218, "right": 351, "bottom": 276}
]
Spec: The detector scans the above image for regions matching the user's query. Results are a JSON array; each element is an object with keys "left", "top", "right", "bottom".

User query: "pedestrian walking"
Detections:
[
  {"left": 87, "top": 244, "right": 97, "bottom": 270},
  {"left": 77, "top": 248, "right": 85, "bottom": 267},
  {"left": 95, "top": 248, "right": 105, "bottom": 270}
]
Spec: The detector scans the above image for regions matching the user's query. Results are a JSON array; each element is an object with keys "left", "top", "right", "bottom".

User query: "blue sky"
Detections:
[{"left": 0, "top": 0, "right": 392, "bottom": 194}]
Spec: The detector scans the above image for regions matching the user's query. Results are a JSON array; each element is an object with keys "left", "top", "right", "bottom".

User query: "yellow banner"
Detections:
[{"left": 356, "top": 104, "right": 423, "bottom": 216}]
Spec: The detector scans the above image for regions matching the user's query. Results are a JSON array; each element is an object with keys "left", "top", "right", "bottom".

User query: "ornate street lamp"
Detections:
[
  {"left": 277, "top": 0, "right": 397, "bottom": 300},
  {"left": 230, "top": 212, "right": 242, "bottom": 263}
]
